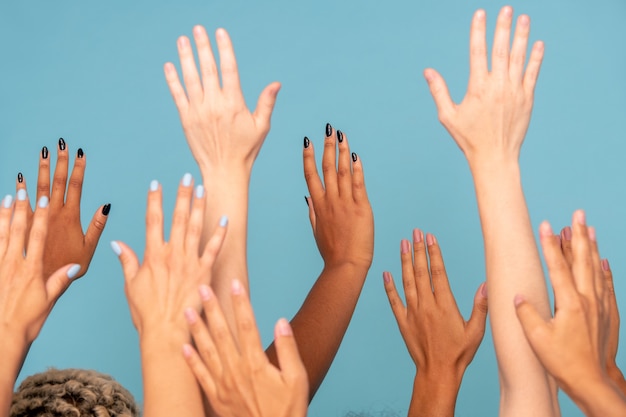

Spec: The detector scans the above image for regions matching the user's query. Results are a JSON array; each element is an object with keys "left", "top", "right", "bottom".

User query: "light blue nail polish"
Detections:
[
  {"left": 195, "top": 185, "right": 205, "bottom": 199},
  {"left": 110, "top": 241, "right": 122, "bottom": 256},
  {"left": 16, "top": 189, "right": 27, "bottom": 201},
  {"left": 38, "top": 196, "right": 49, "bottom": 208},
  {"left": 67, "top": 264, "right": 81, "bottom": 279},
  {"left": 150, "top": 180, "right": 159, "bottom": 192},
  {"left": 219, "top": 215, "right": 228, "bottom": 227},
  {"left": 182, "top": 173, "right": 192, "bottom": 187},
  {"left": 2, "top": 195, "right": 12, "bottom": 209}
]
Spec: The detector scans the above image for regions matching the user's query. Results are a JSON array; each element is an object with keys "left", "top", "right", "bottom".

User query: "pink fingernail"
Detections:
[
  {"left": 574, "top": 210, "right": 586, "bottom": 225},
  {"left": 514, "top": 294, "right": 525, "bottom": 307},
  {"left": 588, "top": 227, "right": 596, "bottom": 242},
  {"left": 401, "top": 240, "right": 410, "bottom": 254},
  {"left": 184, "top": 307, "right": 197, "bottom": 324},
  {"left": 199, "top": 285, "right": 211, "bottom": 301},
  {"left": 475, "top": 9, "right": 485, "bottom": 20},
  {"left": 602, "top": 259, "right": 610, "bottom": 272},
  {"left": 426, "top": 233, "right": 435, "bottom": 246},
  {"left": 277, "top": 318, "right": 292, "bottom": 336},
  {"left": 413, "top": 229, "right": 422, "bottom": 243},
  {"left": 383, "top": 272, "right": 391, "bottom": 284},
  {"left": 182, "top": 344, "right": 193, "bottom": 358},
  {"left": 562, "top": 226, "right": 572, "bottom": 241},
  {"left": 480, "top": 282, "right": 488, "bottom": 297},
  {"left": 231, "top": 279, "right": 243, "bottom": 295},
  {"left": 539, "top": 221, "right": 553, "bottom": 237}
]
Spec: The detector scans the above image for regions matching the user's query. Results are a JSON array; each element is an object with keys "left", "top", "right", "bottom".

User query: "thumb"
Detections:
[
  {"left": 274, "top": 319, "right": 307, "bottom": 388},
  {"left": 253, "top": 82, "right": 281, "bottom": 133},
  {"left": 110, "top": 241, "right": 140, "bottom": 281},
  {"left": 46, "top": 263, "right": 81, "bottom": 301},
  {"left": 514, "top": 294, "right": 548, "bottom": 348},
  {"left": 423, "top": 68, "right": 455, "bottom": 121},
  {"left": 466, "top": 281, "right": 489, "bottom": 343}
]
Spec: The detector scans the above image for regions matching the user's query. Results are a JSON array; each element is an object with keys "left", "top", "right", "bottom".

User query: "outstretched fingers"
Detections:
[
  {"left": 423, "top": 69, "right": 455, "bottom": 123},
  {"left": 231, "top": 279, "right": 266, "bottom": 367},
  {"left": 383, "top": 271, "right": 407, "bottom": 326},
  {"left": 215, "top": 28, "right": 243, "bottom": 97},
  {"left": 303, "top": 137, "right": 324, "bottom": 201},
  {"left": 164, "top": 62, "right": 189, "bottom": 113},
  {"left": 65, "top": 148, "right": 86, "bottom": 208},
  {"left": 336, "top": 130, "right": 352, "bottom": 199},
  {"left": 509, "top": 14, "right": 530, "bottom": 82},
  {"left": 177, "top": 36, "right": 203, "bottom": 103},
  {"left": 50, "top": 138, "right": 69, "bottom": 208},
  {"left": 36, "top": 146, "right": 51, "bottom": 202},
  {"left": 469, "top": 9, "right": 488, "bottom": 80},
  {"left": 539, "top": 220, "right": 577, "bottom": 310},
  {"left": 491, "top": 6, "right": 513, "bottom": 76},
  {"left": 274, "top": 318, "right": 307, "bottom": 385},
  {"left": 169, "top": 173, "right": 195, "bottom": 248},
  {"left": 350, "top": 152, "right": 368, "bottom": 204},
  {"left": 192, "top": 25, "right": 220, "bottom": 94},
  {"left": 523, "top": 41, "right": 545, "bottom": 96}
]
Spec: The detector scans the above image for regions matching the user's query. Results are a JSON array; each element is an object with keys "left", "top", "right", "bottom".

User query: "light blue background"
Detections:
[{"left": 1, "top": 1, "right": 625, "bottom": 416}]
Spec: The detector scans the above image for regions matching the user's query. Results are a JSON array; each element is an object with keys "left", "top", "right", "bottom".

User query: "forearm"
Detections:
[
  {"left": 266, "top": 262, "right": 369, "bottom": 400},
  {"left": 408, "top": 370, "right": 462, "bottom": 417},
  {"left": 569, "top": 377, "right": 626, "bottom": 417},
  {"left": 140, "top": 329, "right": 204, "bottom": 417},
  {"left": 0, "top": 336, "right": 29, "bottom": 416},
  {"left": 470, "top": 159, "right": 555, "bottom": 409},
  {"left": 607, "top": 364, "right": 626, "bottom": 397}
]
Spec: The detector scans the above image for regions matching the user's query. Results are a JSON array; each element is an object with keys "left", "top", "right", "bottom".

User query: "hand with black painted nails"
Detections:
[
  {"left": 0, "top": 190, "right": 81, "bottom": 415},
  {"left": 16, "top": 139, "right": 109, "bottom": 280},
  {"left": 383, "top": 231, "right": 488, "bottom": 417}
]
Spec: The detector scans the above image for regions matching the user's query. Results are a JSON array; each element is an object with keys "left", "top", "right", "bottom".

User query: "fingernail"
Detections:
[
  {"left": 426, "top": 233, "right": 435, "bottom": 246},
  {"left": 231, "top": 279, "right": 243, "bottom": 295},
  {"left": 475, "top": 9, "right": 485, "bottom": 20},
  {"left": 2, "top": 195, "right": 13, "bottom": 209},
  {"left": 481, "top": 282, "right": 488, "bottom": 297},
  {"left": 199, "top": 284, "right": 212, "bottom": 301},
  {"left": 110, "top": 241, "right": 122, "bottom": 256},
  {"left": 502, "top": 6, "right": 513, "bottom": 16},
  {"left": 413, "top": 229, "right": 422, "bottom": 243},
  {"left": 304, "top": 136, "right": 310, "bottom": 148},
  {"left": 182, "top": 344, "right": 193, "bottom": 358},
  {"left": 150, "top": 180, "right": 159, "bottom": 192},
  {"left": 184, "top": 307, "right": 197, "bottom": 324},
  {"left": 514, "top": 294, "right": 525, "bottom": 307},
  {"left": 304, "top": 196, "right": 309, "bottom": 206},
  {"left": 383, "top": 272, "right": 391, "bottom": 284},
  {"left": 77, "top": 148, "right": 84, "bottom": 158},
  {"left": 325, "top": 123, "right": 332, "bottom": 137},
  {"left": 602, "top": 259, "right": 610, "bottom": 272},
  {"left": 277, "top": 318, "right": 293, "bottom": 336},
  {"left": 588, "top": 227, "right": 596, "bottom": 242},
  {"left": 195, "top": 185, "right": 205, "bottom": 198},
  {"left": 519, "top": 14, "right": 530, "bottom": 27},
  {"left": 67, "top": 264, "right": 81, "bottom": 279},
  {"left": 424, "top": 70, "right": 435, "bottom": 82},
  {"left": 539, "top": 221, "right": 553, "bottom": 237},
  {"left": 337, "top": 130, "right": 344, "bottom": 143},
  {"left": 351, "top": 152, "right": 358, "bottom": 162},
  {"left": 219, "top": 215, "right": 228, "bottom": 227},
  {"left": 102, "top": 203, "right": 111, "bottom": 216},
  {"left": 58, "top": 138, "right": 66, "bottom": 151},
  {"left": 562, "top": 226, "right": 572, "bottom": 241},
  {"left": 575, "top": 210, "right": 586, "bottom": 225},
  {"left": 38, "top": 196, "right": 49, "bottom": 208},
  {"left": 42, "top": 146, "right": 49, "bottom": 159},
  {"left": 17, "top": 189, "right": 27, "bottom": 201},
  {"left": 17, "top": 172, "right": 23, "bottom": 183},
  {"left": 182, "top": 173, "right": 192, "bottom": 187},
  {"left": 401, "top": 239, "right": 410, "bottom": 254}
]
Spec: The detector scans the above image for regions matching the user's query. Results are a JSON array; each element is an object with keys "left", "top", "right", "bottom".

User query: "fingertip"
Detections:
[
  {"left": 37, "top": 196, "right": 49, "bottom": 209},
  {"left": 215, "top": 27, "right": 228, "bottom": 39},
  {"left": 110, "top": 241, "right": 123, "bottom": 256},
  {"left": 539, "top": 221, "right": 553, "bottom": 237},
  {"left": 276, "top": 318, "right": 293, "bottom": 337},
  {"left": 219, "top": 215, "right": 228, "bottom": 227},
  {"left": 67, "top": 264, "right": 81, "bottom": 280},
  {"left": 423, "top": 68, "right": 436, "bottom": 82},
  {"left": 480, "top": 281, "right": 488, "bottom": 298},
  {"left": 2, "top": 195, "right": 13, "bottom": 209},
  {"left": 602, "top": 258, "right": 610, "bottom": 272},
  {"left": 182, "top": 343, "right": 194, "bottom": 358},
  {"left": 101, "top": 203, "right": 111, "bottom": 216},
  {"left": 383, "top": 271, "right": 391, "bottom": 284},
  {"left": 474, "top": 9, "right": 485, "bottom": 20},
  {"left": 514, "top": 294, "right": 525, "bottom": 307}
]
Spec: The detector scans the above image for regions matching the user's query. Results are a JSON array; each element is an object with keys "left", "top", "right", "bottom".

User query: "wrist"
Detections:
[
  {"left": 322, "top": 261, "right": 370, "bottom": 277},
  {"left": 570, "top": 375, "right": 626, "bottom": 417},
  {"left": 199, "top": 163, "right": 252, "bottom": 183},
  {"left": 409, "top": 370, "right": 463, "bottom": 417}
]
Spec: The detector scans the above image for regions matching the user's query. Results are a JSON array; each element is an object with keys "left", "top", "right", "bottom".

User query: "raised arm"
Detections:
[
  {"left": 424, "top": 7, "right": 556, "bottom": 416},
  {"left": 0, "top": 190, "right": 80, "bottom": 416},
  {"left": 383, "top": 230, "right": 488, "bottom": 417},
  {"left": 17, "top": 139, "right": 109, "bottom": 279},
  {"left": 164, "top": 26, "right": 280, "bottom": 333},
  {"left": 112, "top": 175, "right": 227, "bottom": 417},
  {"left": 266, "top": 126, "right": 374, "bottom": 400},
  {"left": 516, "top": 212, "right": 626, "bottom": 417}
]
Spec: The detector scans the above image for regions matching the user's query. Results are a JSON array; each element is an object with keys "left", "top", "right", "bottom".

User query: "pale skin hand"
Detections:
[
  {"left": 17, "top": 139, "right": 109, "bottom": 279},
  {"left": 112, "top": 175, "right": 228, "bottom": 417},
  {"left": 266, "top": 125, "right": 374, "bottom": 400},
  {"left": 383, "top": 230, "right": 488, "bottom": 417},
  {"left": 164, "top": 26, "right": 280, "bottom": 334},
  {"left": 516, "top": 211, "right": 626, "bottom": 417},
  {"left": 0, "top": 191, "right": 79, "bottom": 417},
  {"left": 183, "top": 281, "right": 308, "bottom": 417},
  {"left": 559, "top": 226, "right": 626, "bottom": 395},
  {"left": 424, "top": 7, "right": 556, "bottom": 417}
]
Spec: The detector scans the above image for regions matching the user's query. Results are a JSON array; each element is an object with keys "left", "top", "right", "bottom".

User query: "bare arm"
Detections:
[{"left": 424, "top": 7, "right": 557, "bottom": 416}]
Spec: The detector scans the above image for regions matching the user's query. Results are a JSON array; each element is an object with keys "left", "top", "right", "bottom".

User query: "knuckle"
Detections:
[
  {"left": 92, "top": 217, "right": 106, "bottom": 231},
  {"left": 429, "top": 266, "right": 446, "bottom": 277},
  {"left": 145, "top": 212, "right": 162, "bottom": 228},
  {"left": 53, "top": 176, "right": 67, "bottom": 188},
  {"left": 68, "top": 177, "right": 83, "bottom": 189}
]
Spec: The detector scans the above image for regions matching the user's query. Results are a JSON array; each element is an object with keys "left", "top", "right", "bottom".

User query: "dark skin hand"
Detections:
[{"left": 16, "top": 138, "right": 109, "bottom": 279}]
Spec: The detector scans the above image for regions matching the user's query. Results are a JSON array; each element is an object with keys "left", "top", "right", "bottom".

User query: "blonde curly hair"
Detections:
[{"left": 10, "top": 368, "right": 139, "bottom": 417}]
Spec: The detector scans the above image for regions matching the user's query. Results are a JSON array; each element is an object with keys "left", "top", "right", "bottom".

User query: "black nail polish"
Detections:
[
  {"left": 42, "top": 146, "right": 48, "bottom": 159},
  {"left": 351, "top": 152, "right": 358, "bottom": 162},
  {"left": 77, "top": 148, "right": 84, "bottom": 158},
  {"left": 59, "top": 138, "right": 66, "bottom": 151},
  {"left": 325, "top": 123, "right": 332, "bottom": 137},
  {"left": 102, "top": 203, "right": 111, "bottom": 216},
  {"left": 17, "top": 172, "right": 23, "bottom": 183},
  {"left": 304, "top": 136, "right": 310, "bottom": 148},
  {"left": 337, "top": 130, "right": 344, "bottom": 143},
  {"left": 304, "top": 196, "right": 309, "bottom": 206}
]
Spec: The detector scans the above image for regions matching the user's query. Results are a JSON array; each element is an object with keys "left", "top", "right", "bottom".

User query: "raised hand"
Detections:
[
  {"left": 184, "top": 281, "right": 308, "bottom": 417},
  {"left": 383, "top": 230, "right": 488, "bottom": 417},
  {"left": 17, "top": 139, "right": 109, "bottom": 279},
  {"left": 516, "top": 211, "right": 626, "bottom": 416},
  {"left": 0, "top": 190, "right": 80, "bottom": 414},
  {"left": 164, "top": 26, "right": 281, "bottom": 334},
  {"left": 111, "top": 174, "right": 227, "bottom": 417},
  {"left": 424, "top": 7, "right": 544, "bottom": 167}
]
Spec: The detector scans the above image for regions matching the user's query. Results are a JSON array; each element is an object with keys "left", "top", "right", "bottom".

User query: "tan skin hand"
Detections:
[
  {"left": 303, "top": 126, "right": 374, "bottom": 270},
  {"left": 384, "top": 230, "right": 488, "bottom": 376},
  {"left": 18, "top": 139, "right": 109, "bottom": 280},
  {"left": 183, "top": 282, "right": 308, "bottom": 417},
  {"left": 164, "top": 26, "right": 280, "bottom": 174},
  {"left": 424, "top": 8, "right": 544, "bottom": 165}
]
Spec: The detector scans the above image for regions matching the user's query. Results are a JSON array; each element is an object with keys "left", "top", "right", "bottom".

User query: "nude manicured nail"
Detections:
[
  {"left": 184, "top": 307, "right": 197, "bottom": 324},
  {"left": 575, "top": 210, "right": 586, "bottom": 225},
  {"left": 514, "top": 294, "right": 525, "bottom": 307},
  {"left": 277, "top": 318, "right": 293, "bottom": 336},
  {"left": 401, "top": 239, "right": 410, "bottom": 254},
  {"left": 231, "top": 279, "right": 243, "bottom": 295},
  {"left": 67, "top": 264, "right": 81, "bottom": 279},
  {"left": 481, "top": 282, "right": 488, "bottom": 297},
  {"left": 426, "top": 233, "right": 435, "bottom": 246},
  {"left": 383, "top": 272, "right": 391, "bottom": 284},
  {"left": 562, "top": 226, "right": 572, "bottom": 241},
  {"left": 199, "top": 285, "right": 211, "bottom": 301},
  {"left": 602, "top": 259, "right": 610, "bottom": 271},
  {"left": 413, "top": 229, "right": 422, "bottom": 243}
]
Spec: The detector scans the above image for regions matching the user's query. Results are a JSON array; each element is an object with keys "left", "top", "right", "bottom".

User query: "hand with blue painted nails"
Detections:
[
  {"left": 183, "top": 281, "right": 308, "bottom": 417},
  {"left": 0, "top": 190, "right": 80, "bottom": 415},
  {"left": 111, "top": 174, "right": 228, "bottom": 417},
  {"left": 383, "top": 230, "right": 487, "bottom": 417},
  {"left": 17, "top": 139, "right": 110, "bottom": 280},
  {"left": 516, "top": 211, "right": 626, "bottom": 417}
]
